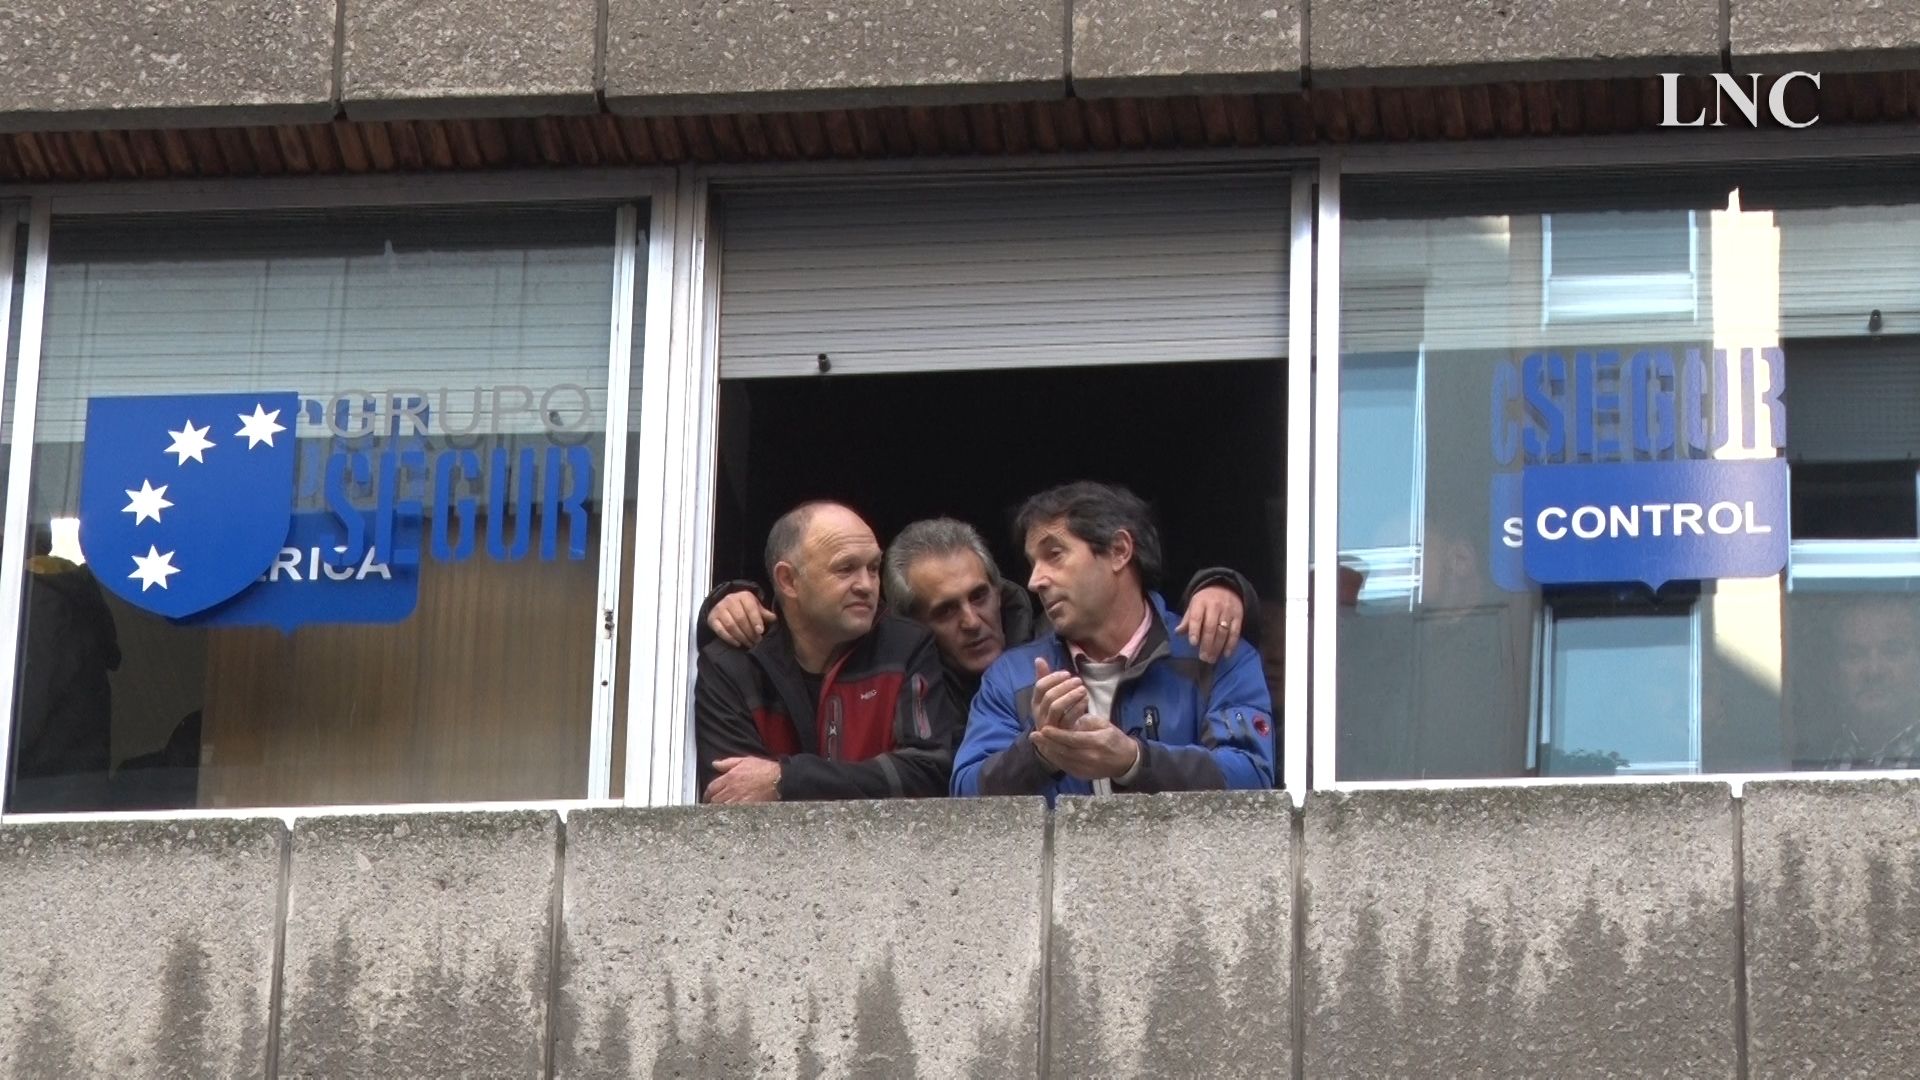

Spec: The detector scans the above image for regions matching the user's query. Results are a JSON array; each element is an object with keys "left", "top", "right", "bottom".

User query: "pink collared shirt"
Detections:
[{"left": 1068, "top": 602, "right": 1155, "bottom": 668}]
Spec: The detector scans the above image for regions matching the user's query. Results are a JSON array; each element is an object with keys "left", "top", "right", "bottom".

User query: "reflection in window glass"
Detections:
[
  {"left": 1338, "top": 351, "right": 1423, "bottom": 606},
  {"left": 1338, "top": 163, "right": 1920, "bottom": 781},
  {"left": 1788, "top": 591, "right": 1920, "bottom": 770},
  {"left": 1545, "top": 612, "right": 1697, "bottom": 775},
  {"left": 8, "top": 205, "right": 630, "bottom": 812},
  {"left": 1544, "top": 210, "right": 1697, "bottom": 323}
]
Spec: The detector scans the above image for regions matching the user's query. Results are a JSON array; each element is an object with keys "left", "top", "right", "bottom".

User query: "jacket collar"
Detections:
[
  {"left": 745, "top": 619, "right": 855, "bottom": 754},
  {"left": 1043, "top": 592, "right": 1175, "bottom": 683}
]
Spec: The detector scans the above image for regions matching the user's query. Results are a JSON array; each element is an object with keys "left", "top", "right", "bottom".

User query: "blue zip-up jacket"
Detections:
[{"left": 952, "top": 592, "right": 1276, "bottom": 799}]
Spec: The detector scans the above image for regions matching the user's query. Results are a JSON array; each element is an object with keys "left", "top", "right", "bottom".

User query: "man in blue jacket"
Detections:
[{"left": 953, "top": 481, "right": 1276, "bottom": 798}]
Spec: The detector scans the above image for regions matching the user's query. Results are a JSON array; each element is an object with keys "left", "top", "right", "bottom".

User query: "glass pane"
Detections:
[
  {"left": 1339, "top": 352, "right": 1421, "bottom": 551},
  {"left": 1547, "top": 210, "right": 1692, "bottom": 277},
  {"left": 1337, "top": 161, "right": 1920, "bottom": 781},
  {"left": 1546, "top": 613, "right": 1695, "bottom": 775},
  {"left": 8, "top": 204, "right": 628, "bottom": 812}
]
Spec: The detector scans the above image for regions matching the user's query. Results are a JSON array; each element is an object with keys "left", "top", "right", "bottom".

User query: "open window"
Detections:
[{"left": 704, "top": 171, "right": 1297, "bottom": 749}]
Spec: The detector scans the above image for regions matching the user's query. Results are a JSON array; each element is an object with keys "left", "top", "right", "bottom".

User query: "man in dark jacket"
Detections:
[{"left": 694, "top": 501, "right": 959, "bottom": 802}]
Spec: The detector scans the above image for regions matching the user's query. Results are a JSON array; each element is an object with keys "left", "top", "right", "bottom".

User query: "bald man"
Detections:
[{"left": 694, "top": 500, "right": 959, "bottom": 802}]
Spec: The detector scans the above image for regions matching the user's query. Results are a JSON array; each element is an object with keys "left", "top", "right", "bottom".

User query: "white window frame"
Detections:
[
  {"left": 7, "top": 122, "right": 1920, "bottom": 813},
  {"left": 1789, "top": 538, "right": 1920, "bottom": 591},
  {"left": 0, "top": 169, "right": 682, "bottom": 822},
  {"left": 1322, "top": 125, "right": 1920, "bottom": 795},
  {"left": 1541, "top": 209, "right": 1700, "bottom": 325},
  {"left": 1533, "top": 603, "right": 1704, "bottom": 777},
  {"left": 660, "top": 160, "right": 1318, "bottom": 806},
  {"left": 1336, "top": 344, "right": 1428, "bottom": 611}
]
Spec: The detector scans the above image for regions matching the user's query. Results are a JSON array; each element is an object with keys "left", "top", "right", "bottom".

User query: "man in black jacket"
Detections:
[{"left": 694, "top": 501, "right": 960, "bottom": 802}]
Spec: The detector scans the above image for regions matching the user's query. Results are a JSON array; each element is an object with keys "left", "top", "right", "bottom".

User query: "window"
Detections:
[
  {"left": 1785, "top": 336, "right": 1920, "bottom": 588},
  {"left": 1540, "top": 602, "right": 1699, "bottom": 776},
  {"left": 6, "top": 203, "right": 642, "bottom": 813},
  {"left": 1543, "top": 210, "right": 1698, "bottom": 324},
  {"left": 1338, "top": 349, "right": 1424, "bottom": 608},
  {"left": 1335, "top": 162, "right": 1920, "bottom": 783}
]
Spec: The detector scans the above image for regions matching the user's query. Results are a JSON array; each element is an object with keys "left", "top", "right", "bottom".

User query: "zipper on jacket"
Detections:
[{"left": 825, "top": 696, "right": 844, "bottom": 760}]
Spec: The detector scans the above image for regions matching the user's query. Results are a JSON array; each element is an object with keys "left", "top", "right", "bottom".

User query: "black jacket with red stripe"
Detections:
[{"left": 694, "top": 615, "right": 959, "bottom": 801}]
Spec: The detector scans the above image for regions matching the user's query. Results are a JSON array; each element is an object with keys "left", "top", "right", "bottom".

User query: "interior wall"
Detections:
[{"left": 711, "top": 359, "right": 1288, "bottom": 604}]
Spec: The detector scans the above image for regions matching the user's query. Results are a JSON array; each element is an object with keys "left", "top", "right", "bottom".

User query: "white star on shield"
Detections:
[
  {"left": 235, "top": 403, "right": 287, "bottom": 449},
  {"left": 129, "top": 546, "right": 181, "bottom": 592}
]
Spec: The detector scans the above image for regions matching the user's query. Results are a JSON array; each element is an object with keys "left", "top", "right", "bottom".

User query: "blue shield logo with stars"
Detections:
[{"left": 79, "top": 392, "right": 299, "bottom": 619}]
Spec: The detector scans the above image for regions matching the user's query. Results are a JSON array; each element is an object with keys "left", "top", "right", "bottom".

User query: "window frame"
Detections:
[
  {"left": 668, "top": 162, "right": 1318, "bottom": 806},
  {"left": 1540, "top": 208, "right": 1700, "bottom": 325},
  {"left": 1318, "top": 131, "right": 1920, "bottom": 795},
  {"left": 0, "top": 170, "right": 683, "bottom": 822},
  {"left": 1534, "top": 602, "right": 1704, "bottom": 777},
  {"left": 7, "top": 126, "right": 1920, "bottom": 812}
]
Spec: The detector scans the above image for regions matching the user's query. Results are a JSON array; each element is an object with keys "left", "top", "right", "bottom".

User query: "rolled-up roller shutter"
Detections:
[{"left": 716, "top": 172, "right": 1289, "bottom": 378}]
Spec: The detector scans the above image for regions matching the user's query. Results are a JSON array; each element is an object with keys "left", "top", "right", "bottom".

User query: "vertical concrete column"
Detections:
[
  {"left": 0, "top": 819, "right": 284, "bottom": 1079},
  {"left": 1744, "top": 778, "right": 1920, "bottom": 1078},
  {"left": 1047, "top": 792, "right": 1293, "bottom": 1079},
  {"left": 556, "top": 799, "right": 1047, "bottom": 1079},
  {"left": 1304, "top": 785, "right": 1739, "bottom": 1078},
  {"left": 276, "top": 811, "right": 561, "bottom": 1079}
]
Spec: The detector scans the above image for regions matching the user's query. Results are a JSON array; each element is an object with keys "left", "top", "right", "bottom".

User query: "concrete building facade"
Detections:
[{"left": 1, "top": 0, "right": 1919, "bottom": 1075}]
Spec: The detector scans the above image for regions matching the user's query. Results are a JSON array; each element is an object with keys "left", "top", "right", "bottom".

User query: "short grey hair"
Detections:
[
  {"left": 764, "top": 500, "right": 848, "bottom": 583},
  {"left": 883, "top": 517, "right": 1002, "bottom": 616}
]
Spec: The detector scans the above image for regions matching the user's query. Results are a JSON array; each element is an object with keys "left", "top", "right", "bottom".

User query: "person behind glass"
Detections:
[
  {"left": 952, "top": 481, "right": 1276, "bottom": 799},
  {"left": 702, "top": 517, "right": 1256, "bottom": 724},
  {"left": 1814, "top": 595, "right": 1920, "bottom": 769},
  {"left": 693, "top": 500, "right": 959, "bottom": 802}
]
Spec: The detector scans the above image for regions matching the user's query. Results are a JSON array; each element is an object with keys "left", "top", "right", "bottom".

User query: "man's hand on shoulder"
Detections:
[
  {"left": 706, "top": 756, "right": 782, "bottom": 802},
  {"left": 1175, "top": 585, "right": 1245, "bottom": 663},
  {"left": 708, "top": 592, "right": 777, "bottom": 649}
]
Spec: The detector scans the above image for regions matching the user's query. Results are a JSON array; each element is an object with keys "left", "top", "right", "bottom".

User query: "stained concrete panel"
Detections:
[
  {"left": 277, "top": 811, "right": 560, "bottom": 1080},
  {"left": 1744, "top": 778, "right": 1920, "bottom": 1079},
  {"left": 604, "top": 0, "right": 1065, "bottom": 114},
  {"left": 557, "top": 799, "right": 1046, "bottom": 1079},
  {"left": 342, "top": 0, "right": 599, "bottom": 119},
  {"left": 1073, "top": 0, "right": 1301, "bottom": 97},
  {"left": 1308, "top": 0, "right": 1720, "bottom": 85},
  {"left": 1049, "top": 791, "right": 1292, "bottom": 1079},
  {"left": 0, "top": 819, "right": 283, "bottom": 1079},
  {"left": 1304, "top": 784, "right": 1738, "bottom": 1078},
  {"left": 0, "top": 0, "right": 335, "bottom": 130},
  {"left": 1731, "top": 0, "right": 1920, "bottom": 72}
]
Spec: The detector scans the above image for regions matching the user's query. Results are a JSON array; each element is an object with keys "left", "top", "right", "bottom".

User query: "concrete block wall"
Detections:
[
  {"left": 555, "top": 800, "right": 1046, "bottom": 1078},
  {"left": 0, "top": 0, "right": 1908, "bottom": 130},
  {"left": 1304, "top": 785, "right": 1739, "bottom": 1077},
  {"left": 1, "top": 781, "right": 1917, "bottom": 1077}
]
